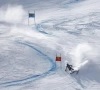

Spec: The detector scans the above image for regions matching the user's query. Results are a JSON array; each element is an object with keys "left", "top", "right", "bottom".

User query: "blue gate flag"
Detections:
[{"left": 29, "top": 13, "right": 35, "bottom": 18}]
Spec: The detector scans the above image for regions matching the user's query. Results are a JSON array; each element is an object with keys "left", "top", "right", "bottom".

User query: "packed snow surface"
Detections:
[{"left": 0, "top": 0, "right": 100, "bottom": 90}]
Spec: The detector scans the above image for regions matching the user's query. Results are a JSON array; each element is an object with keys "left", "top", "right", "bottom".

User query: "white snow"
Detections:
[{"left": 0, "top": 0, "right": 100, "bottom": 90}]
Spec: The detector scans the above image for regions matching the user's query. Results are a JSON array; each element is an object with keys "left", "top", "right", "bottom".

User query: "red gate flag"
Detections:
[{"left": 56, "top": 56, "right": 61, "bottom": 61}]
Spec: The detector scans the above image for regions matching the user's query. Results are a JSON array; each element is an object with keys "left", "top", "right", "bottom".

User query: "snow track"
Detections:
[
  {"left": 1, "top": 0, "right": 100, "bottom": 90},
  {"left": 0, "top": 41, "right": 56, "bottom": 87}
]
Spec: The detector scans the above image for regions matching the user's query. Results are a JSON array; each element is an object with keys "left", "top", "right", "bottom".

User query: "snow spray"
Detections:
[{"left": 70, "top": 43, "right": 93, "bottom": 69}]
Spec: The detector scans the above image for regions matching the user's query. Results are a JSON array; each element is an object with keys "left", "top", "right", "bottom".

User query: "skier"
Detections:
[
  {"left": 65, "top": 63, "right": 74, "bottom": 73},
  {"left": 65, "top": 63, "right": 79, "bottom": 74}
]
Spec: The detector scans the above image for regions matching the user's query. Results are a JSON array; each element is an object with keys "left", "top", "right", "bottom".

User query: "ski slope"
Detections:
[{"left": 0, "top": 0, "right": 100, "bottom": 90}]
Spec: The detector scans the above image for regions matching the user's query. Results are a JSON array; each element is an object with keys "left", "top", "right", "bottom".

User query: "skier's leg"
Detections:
[{"left": 70, "top": 68, "right": 73, "bottom": 73}]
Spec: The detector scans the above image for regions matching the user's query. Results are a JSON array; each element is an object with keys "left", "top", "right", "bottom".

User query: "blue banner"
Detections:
[{"left": 29, "top": 13, "right": 35, "bottom": 18}]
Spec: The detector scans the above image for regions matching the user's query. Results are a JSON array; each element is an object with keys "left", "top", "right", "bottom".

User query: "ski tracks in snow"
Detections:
[{"left": 0, "top": 41, "right": 56, "bottom": 87}]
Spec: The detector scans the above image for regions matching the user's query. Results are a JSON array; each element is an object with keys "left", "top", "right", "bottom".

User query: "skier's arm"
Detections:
[{"left": 65, "top": 66, "right": 67, "bottom": 71}]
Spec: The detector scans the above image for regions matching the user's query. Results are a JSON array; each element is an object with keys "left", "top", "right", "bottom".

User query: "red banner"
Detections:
[{"left": 56, "top": 56, "right": 61, "bottom": 61}]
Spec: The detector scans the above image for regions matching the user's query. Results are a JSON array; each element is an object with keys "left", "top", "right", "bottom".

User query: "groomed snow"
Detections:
[{"left": 0, "top": 0, "right": 100, "bottom": 90}]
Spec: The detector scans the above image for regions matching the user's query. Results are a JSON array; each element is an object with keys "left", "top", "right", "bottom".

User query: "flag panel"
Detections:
[
  {"left": 29, "top": 13, "right": 35, "bottom": 18},
  {"left": 56, "top": 56, "right": 61, "bottom": 61}
]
